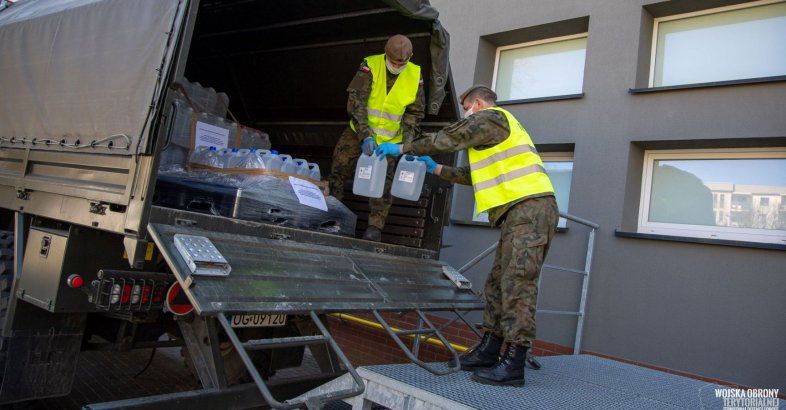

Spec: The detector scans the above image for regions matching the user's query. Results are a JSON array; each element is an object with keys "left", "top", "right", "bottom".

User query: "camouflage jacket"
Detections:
[
  {"left": 403, "top": 109, "right": 553, "bottom": 226},
  {"left": 347, "top": 60, "right": 425, "bottom": 144}
]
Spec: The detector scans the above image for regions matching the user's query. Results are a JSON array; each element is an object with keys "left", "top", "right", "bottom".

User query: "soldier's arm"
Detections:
[
  {"left": 403, "top": 110, "right": 509, "bottom": 155},
  {"left": 400, "top": 78, "right": 426, "bottom": 145},
  {"left": 436, "top": 165, "right": 472, "bottom": 186},
  {"left": 347, "top": 61, "right": 373, "bottom": 141}
]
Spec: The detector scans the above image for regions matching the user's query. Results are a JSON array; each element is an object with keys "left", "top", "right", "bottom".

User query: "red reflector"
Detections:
[
  {"left": 67, "top": 274, "right": 83, "bottom": 288},
  {"left": 141, "top": 284, "right": 152, "bottom": 304},
  {"left": 153, "top": 286, "right": 164, "bottom": 303},
  {"left": 121, "top": 284, "right": 132, "bottom": 304},
  {"left": 166, "top": 282, "right": 193, "bottom": 315}
]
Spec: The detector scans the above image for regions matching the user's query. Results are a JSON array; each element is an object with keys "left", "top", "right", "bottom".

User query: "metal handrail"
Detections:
[
  {"left": 372, "top": 309, "right": 461, "bottom": 376},
  {"left": 455, "top": 211, "right": 598, "bottom": 354}
]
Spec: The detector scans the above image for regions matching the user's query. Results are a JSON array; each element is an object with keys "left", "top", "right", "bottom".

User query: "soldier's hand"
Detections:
[
  {"left": 360, "top": 137, "right": 377, "bottom": 156},
  {"left": 376, "top": 143, "right": 403, "bottom": 157},
  {"left": 416, "top": 156, "right": 440, "bottom": 174}
]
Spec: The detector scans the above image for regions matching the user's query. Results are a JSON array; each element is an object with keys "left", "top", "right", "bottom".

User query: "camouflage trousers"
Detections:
[
  {"left": 327, "top": 127, "right": 396, "bottom": 230},
  {"left": 482, "top": 195, "right": 559, "bottom": 347}
]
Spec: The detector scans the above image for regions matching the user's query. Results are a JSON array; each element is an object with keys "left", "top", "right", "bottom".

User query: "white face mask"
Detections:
[
  {"left": 385, "top": 57, "right": 406, "bottom": 75},
  {"left": 463, "top": 101, "right": 478, "bottom": 119}
]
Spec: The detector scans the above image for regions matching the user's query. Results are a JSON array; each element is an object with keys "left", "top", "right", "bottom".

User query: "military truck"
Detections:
[{"left": 0, "top": 0, "right": 486, "bottom": 408}]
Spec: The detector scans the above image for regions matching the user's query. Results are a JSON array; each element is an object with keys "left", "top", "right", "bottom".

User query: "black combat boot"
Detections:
[
  {"left": 459, "top": 332, "right": 502, "bottom": 371},
  {"left": 362, "top": 226, "right": 382, "bottom": 241},
  {"left": 471, "top": 343, "right": 527, "bottom": 386}
]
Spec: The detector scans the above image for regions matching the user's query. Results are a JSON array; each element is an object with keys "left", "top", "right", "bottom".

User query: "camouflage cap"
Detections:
[
  {"left": 459, "top": 84, "right": 496, "bottom": 104},
  {"left": 385, "top": 34, "right": 413, "bottom": 64}
]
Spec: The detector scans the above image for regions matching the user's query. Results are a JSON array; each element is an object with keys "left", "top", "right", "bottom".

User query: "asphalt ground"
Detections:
[{"left": 9, "top": 347, "right": 325, "bottom": 410}]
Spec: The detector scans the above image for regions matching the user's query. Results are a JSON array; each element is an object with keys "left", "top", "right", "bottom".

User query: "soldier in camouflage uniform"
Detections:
[
  {"left": 327, "top": 35, "right": 425, "bottom": 241},
  {"left": 376, "top": 85, "right": 559, "bottom": 386}
]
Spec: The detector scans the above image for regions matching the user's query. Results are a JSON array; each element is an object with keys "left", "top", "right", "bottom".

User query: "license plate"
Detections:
[{"left": 230, "top": 314, "right": 287, "bottom": 328}]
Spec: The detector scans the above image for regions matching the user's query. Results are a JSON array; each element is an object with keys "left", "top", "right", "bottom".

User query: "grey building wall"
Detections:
[{"left": 430, "top": 0, "right": 786, "bottom": 391}]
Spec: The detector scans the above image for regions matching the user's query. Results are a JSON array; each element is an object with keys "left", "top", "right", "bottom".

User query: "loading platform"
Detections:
[{"left": 305, "top": 355, "right": 780, "bottom": 410}]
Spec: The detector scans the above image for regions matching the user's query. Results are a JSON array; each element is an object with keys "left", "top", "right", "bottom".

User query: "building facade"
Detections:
[{"left": 430, "top": 0, "right": 785, "bottom": 393}]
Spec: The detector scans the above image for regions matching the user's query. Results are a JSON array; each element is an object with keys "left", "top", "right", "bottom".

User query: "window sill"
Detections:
[
  {"left": 497, "top": 93, "right": 584, "bottom": 106},
  {"left": 628, "top": 75, "right": 786, "bottom": 94},
  {"left": 614, "top": 229, "right": 786, "bottom": 251}
]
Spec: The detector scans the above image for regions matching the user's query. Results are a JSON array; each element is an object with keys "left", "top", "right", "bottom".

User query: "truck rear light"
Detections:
[
  {"left": 131, "top": 284, "right": 142, "bottom": 304},
  {"left": 93, "top": 271, "right": 171, "bottom": 311},
  {"left": 120, "top": 283, "right": 132, "bottom": 304},
  {"left": 67, "top": 274, "right": 83, "bottom": 288},
  {"left": 141, "top": 284, "right": 152, "bottom": 304},
  {"left": 152, "top": 285, "right": 164, "bottom": 303},
  {"left": 111, "top": 283, "right": 121, "bottom": 304}
]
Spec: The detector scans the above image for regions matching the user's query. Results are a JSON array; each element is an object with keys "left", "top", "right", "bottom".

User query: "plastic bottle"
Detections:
[
  {"left": 216, "top": 148, "right": 233, "bottom": 168},
  {"left": 189, "top": 146, "right": 209, "bottom": 166},
  {"left": 241, "top": 149, "right": 266, "bottom": 169},
  {"left": 189, "top": 146, "right": 219, "bottom": 167},
  {"left": 353, "top": 153, "right": 387, "bottom": 198},
  {"left": 308, "top": 163, "right": 321, "bottom": 180},
  {"left": 205, "top": 146, "right": 220, "bottom": 167},
  {"left": 264, "top": 150, "right": 283, "bottom": 171},
  {"left": 279, "top": 154, "right": 298, "bottom": 174},
  {"left": 391, "top": 155, "right": 426, "bottom": 201},
  {"left": 293, "top": 159, "right": 310, "bottom": 176},
  {"left": 239, "top": 126, "right": 271, "bottom": 150},
  {"left": 170, "top": 99, "right": 193, "bottom": 148},
  {"left": 227, "top": 148, "right": 251, "bottom": 168}
]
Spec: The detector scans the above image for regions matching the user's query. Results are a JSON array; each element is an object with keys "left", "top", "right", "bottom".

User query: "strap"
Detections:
[
  {"left": 470, "top": 144, "right": 537, "bottom": 171},
  {"left": 473, "top": 164, "right": 547, "bottom": 191}
]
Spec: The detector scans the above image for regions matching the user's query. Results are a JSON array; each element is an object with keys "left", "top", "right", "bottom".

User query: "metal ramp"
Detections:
[
  {"left": 142, "top": 222, "right": 484, "bottom": 409},
  {"left": 300, "top": 355, "right": 748, "bottom": 409}
]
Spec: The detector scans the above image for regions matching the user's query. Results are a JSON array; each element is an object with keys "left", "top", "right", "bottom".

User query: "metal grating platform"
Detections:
[{"left": 305, "top": 355, "right": 785, "bottom": 409}]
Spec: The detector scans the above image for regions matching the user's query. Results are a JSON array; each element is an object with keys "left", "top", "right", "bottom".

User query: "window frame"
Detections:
[
  {"left": 648, "top": 0, "right": 786, "bottom": 88},
  {"left": 492, "top": 33, "right": 589, "bottom": 101},
  {"left": 540, "top": 152, "right": 574, "bottom": 229},
  {"left": 637, "top": 147, "right": 786, "bottom": 245}
]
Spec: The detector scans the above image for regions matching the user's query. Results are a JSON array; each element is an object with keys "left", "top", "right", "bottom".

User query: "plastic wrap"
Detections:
[
  {"left": 173, "top": 79, "right": 229, "bottom": 118},
  {"left": 159, "top": 80, "right": 270, "bottom": 169},
  {"left": 155, "top": 167, "right": 356, "bottom": 236},
  {"left": 239, "top": 126, "right": 271, "bottom": 150}
]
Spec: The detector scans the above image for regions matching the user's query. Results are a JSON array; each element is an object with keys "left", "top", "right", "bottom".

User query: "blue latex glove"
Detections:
[
  {"left": 416, "top": 156, "right": 439, "bottom": 174},
  {"left": 376, "top": 143, "right": 403, "bottom": 157},
  {"left": 360, "top": 137, "right": 377, "bottom": 156}
]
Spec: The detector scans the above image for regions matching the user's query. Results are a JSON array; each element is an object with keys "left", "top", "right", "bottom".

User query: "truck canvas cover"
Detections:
[{"left": 0, "top": 0, "right": 187, "bottom": 155}]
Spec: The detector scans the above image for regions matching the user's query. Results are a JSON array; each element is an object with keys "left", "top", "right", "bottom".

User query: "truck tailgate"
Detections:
[{"left": 148, "top": 222, "right": 482, "bottom": 315}]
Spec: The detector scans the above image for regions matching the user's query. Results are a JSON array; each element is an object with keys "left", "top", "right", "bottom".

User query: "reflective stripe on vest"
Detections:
[
  {"left": 349, "top": 54, "right": 420, "bottom": 144},
  {"left": 468, "top": 106, "right": 555, "bottom": 214}
]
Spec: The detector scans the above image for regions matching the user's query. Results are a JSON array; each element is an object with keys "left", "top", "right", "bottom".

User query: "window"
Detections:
[
  {"left": 473, "top": 152, "right": 573, "bottom": 228},
  {"left": 493, "top": 34, "right": 587, "bottom": 101},
  {"left": 542, "top": 152, "right": 573, "bottom": 228},
  {"left": 650, "top": 0, "right": 786, "bottom": 87},
  {"left": 638, "top": 148, "right": 786, "bottom": 244}
]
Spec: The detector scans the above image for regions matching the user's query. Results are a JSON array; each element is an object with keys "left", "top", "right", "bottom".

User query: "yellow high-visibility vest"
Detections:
[
  {"left": 350, "top": 54, "right": 420, "bottom": 144},
  {"left": 468, "top": 107, "right": 554, "bottom": 214}
]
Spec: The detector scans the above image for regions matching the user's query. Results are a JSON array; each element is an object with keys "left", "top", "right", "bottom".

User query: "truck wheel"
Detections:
[{"left": 181, "top": 337, "right": 271, "bottom": 386}]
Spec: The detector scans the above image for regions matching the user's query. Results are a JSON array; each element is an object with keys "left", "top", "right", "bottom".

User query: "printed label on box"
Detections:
[
  {"left": 289, "top": 177, "right": 327, "bottom": 211},
  {"left": 358, "top": 166, "right": 372, "bottom": 180},
  {"left": 398, "top": 170, "right": 415, "bottom": 183},
  {"left": 194, "top": 121, "right": 229, "bottom": 149}
]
